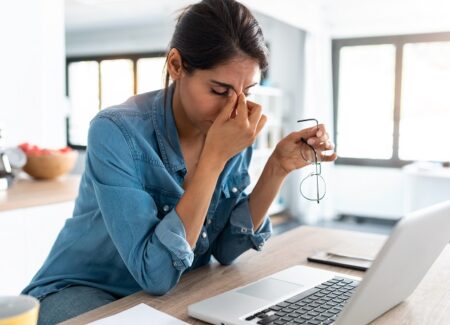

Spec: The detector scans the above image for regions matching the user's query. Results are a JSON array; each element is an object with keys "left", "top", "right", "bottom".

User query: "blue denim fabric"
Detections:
[
  {"left": 37, "top": 285, "right": 117, "bottom": 325},
  {"left": 22, "top": 84, "right": 272, "bottom": 299}
]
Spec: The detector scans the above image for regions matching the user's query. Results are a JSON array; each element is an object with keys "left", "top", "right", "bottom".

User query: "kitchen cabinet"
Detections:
[
  {"left": 0, "top": 202, "right": 75, "bottom": 295},
  {"left": 0, "top": 175, "right": 80, "bottom": 295},
  {"left": 403, "top": 163, "right": 450, "bottom": 214}
]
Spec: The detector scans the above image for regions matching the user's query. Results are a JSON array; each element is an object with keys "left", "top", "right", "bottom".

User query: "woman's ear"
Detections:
[{"left": 167, "top": 48, "right": 184, "bottom": 81}]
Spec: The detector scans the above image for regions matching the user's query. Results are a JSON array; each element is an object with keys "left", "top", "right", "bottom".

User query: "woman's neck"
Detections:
[{"left": 171, "top": 82, "right": 205, "bottom": 142}]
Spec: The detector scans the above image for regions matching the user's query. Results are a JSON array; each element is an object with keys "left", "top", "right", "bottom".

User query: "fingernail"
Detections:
[
  {"left": 307, "top": 138, "right": 315, "bottom": 145},
  {"left": 317, "top": 130, "right": 322, "bottom": 137}
]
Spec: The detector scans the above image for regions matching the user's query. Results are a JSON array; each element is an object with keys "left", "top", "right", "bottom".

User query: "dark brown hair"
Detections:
[{"left": 163, "top": 0, "right": 269, "bottom": 107}]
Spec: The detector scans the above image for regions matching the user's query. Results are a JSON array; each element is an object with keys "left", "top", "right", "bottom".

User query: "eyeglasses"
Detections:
[{"left": 297, "top": 118, "right": 326, "bottom": 204}]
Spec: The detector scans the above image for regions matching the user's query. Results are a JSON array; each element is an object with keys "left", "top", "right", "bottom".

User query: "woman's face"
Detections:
[{"left": 175, "top": 55, "right": 261, "bottom": 133}]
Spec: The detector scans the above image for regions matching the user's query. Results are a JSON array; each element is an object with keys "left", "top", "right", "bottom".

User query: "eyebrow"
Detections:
[{"left": 209, "top": 80, "right": 258, "bottom": 93}]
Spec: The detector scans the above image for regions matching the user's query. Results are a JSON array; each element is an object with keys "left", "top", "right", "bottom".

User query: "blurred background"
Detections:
[{"left": 1, "top": 0, "right": 450, "bottom": 294}]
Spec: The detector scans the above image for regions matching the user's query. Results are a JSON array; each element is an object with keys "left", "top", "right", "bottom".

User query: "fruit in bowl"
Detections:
[{"left": 18, "top": 143, "right": 78, "bottom": 180}]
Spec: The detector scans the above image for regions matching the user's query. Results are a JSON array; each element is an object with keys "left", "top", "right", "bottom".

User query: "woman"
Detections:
[{"left": 22, "top": 0, "right": 336, "bottom": 323}]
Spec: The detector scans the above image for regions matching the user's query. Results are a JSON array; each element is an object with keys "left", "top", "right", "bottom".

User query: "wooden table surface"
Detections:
[
  {"left": 62, "top": 226, "right": 450, "bottom": 325},
  {"left": 0, "top": 174, "right": 80, "bottom": 212}
]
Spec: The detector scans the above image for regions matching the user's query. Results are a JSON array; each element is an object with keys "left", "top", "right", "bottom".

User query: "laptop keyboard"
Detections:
[{"left": 243, "top": 276, "right": 359, "bottom": 325}]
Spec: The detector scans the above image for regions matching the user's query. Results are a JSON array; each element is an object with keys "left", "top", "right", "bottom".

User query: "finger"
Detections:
[
  {"left": 248, "top": 104, "right": 262, "bottom": 129},
  {"left": 292, "top": 124, "right": 325, "bottom": 143},
  {"left": 315, "top": 125, "right": 326, "bottom": 137},
  {"left": 307, "top": 133, "right": 330, "bottom": 146},
  {"left": 320, "top": 152, "right": 338, "bottom": 162},
  {"left": 304, "top": 123, "right": 325, "bottom": 137},
  {"left": 246, "top": 100, "right": 260, "bottom": 116},
  {"left": 254, "top": 114, "right": 267, "bottom": 136},
  {"left": 217, "top": 92, "right": 238, "bottom": 122},
  {"left": 235, "top": 93, "right": 249, "bottom": 122},
  {"left": 314, "top": 141, "right": 335, "bottom": 151}
]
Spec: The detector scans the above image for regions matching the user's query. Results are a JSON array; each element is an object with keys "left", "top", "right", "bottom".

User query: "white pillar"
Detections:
[{"left": 0, "top": 0, "right": 66, "bottom": 148}]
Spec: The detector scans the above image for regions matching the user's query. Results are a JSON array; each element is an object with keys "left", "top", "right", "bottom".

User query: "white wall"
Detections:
[
  {"left": 322, "top": 0, "right": 450, "bottom": 38},
  {"left": 0, "top": 202, "right": 74, "bottom": 295},
  {"left": 333, "top": 166, "right": 405, "bottom": 219},
  {"left": 0, "top": 0, "right": 66, "bottom": 148}
]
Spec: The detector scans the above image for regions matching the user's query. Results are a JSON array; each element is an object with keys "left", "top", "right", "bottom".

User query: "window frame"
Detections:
[
  {"left": 65, "top": 51, "right": 167, "bottom": 150},
  {"left": 332, "top": 32, "right": 450, "bottom": 168}
]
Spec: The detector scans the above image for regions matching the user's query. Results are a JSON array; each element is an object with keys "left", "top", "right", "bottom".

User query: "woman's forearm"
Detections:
[
  {"left": 175, "top": 152, "right": 225, "bottom": 248},
  {"left": 248, "top": 155, "right": 288, "bottom": 231}
]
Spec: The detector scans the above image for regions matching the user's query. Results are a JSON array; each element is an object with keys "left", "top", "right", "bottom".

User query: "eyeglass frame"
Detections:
[{"left": 297, "top": 118, "right": 326, "bottom": 203}]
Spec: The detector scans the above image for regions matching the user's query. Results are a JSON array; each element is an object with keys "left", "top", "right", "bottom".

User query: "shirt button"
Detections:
[
  {"left": 241, "top": 227, "right": 247, "bottom": 233},
  {"left": 202, "top": 232, "right": 207, "bottom": 239},
  {"left": 163, "top": 205, "right": 170, "bottom": 212},
  {"left": 258, "top": 244, "right": 263, "bottom": 249},
  {"left": 231, "top": 187, "right": 238, "bottom": 193},
  {"left": 207, "top": 219, "right": 212, "bottom": 225}
]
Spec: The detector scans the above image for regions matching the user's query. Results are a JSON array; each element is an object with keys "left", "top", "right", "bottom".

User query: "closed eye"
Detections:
[
  {"left": 211, "top": 89, "right": 229, "bottom": 96},
  {"left": 210, "top": 89, "right": 250, "bottom": 97}
]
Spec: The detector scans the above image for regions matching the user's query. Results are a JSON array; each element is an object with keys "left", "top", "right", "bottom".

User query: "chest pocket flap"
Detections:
[{"left": 221, "top": 172, "right": 251, "bottom": 199}]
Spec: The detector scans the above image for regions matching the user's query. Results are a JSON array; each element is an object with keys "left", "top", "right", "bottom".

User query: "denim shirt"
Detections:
[{"left": 22, "top": 84, "right": 272, "bottom": 299}]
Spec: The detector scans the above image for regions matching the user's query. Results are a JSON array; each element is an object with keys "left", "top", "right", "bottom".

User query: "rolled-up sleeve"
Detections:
[
  {"left": 212, "top": 193, "right": 272, "bottom": 265},
  {"left": 87, "top": 115, "right": 193, "bottom": 295}
]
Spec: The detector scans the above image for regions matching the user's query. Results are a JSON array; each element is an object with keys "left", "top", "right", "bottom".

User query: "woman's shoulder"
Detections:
[
  {"left": 91, "top": 89, "right": 165, "bottom": 136},
  {"left": 88, "top": 89, "right": 165, "bottom": 155},
  {"left": 96, "top": 89, "right": 162, "bottom": 121}
]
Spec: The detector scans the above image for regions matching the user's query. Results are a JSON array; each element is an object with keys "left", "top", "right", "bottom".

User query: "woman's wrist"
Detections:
[
  {"left": 266, "top": 154, "right": 289, "bottom": 179},
  {"left": 199, "top": 147, "right": 228, "bottom": 173},
  {"left": 197, "top": 150, "right": 227, "bottom": 174}
]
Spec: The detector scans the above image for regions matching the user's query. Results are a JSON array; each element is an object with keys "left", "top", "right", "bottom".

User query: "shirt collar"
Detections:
[
  {"left": 150, "top": 83, "right": 244, "bottom": 187},
  {"left": 151, "top": 83, "right": 187, "bottom": 175}
]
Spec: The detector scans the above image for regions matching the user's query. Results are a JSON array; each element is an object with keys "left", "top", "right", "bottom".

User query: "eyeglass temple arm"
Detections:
[
  {"left": 297, "top": 118, "right": 319, "bottom": 126},
  {"left": 300, "top": 137, "right": 321, "bottom": 204},
  {"left": 298, "top": 119, "right": 321, "bottom": 204}
]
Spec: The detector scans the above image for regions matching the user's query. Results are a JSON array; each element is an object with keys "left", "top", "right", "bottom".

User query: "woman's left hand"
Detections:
[{"left": 269, "top": 124, "right": 337, "bottom": 177}]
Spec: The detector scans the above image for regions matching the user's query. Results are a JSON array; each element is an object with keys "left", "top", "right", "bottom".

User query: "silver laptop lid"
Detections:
[{"left": 336, "top": 199, "right": 450, "bottom": 325}]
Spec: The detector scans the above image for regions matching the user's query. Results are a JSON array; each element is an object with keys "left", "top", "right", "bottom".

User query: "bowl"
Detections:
[{"left": 22, "top": 150, "right": 78, "bottom": 180}]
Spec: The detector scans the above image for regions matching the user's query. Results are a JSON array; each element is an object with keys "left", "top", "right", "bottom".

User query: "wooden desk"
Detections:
[
  {"left": 62, "top": 226, "right": 450, "bottom": 325},
  {"left": 0, "top": 174, "right": 80, "bottom": 212}
]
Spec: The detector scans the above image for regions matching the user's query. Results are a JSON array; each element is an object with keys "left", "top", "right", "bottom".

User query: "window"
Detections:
[
  {"left": 66, "top": 52, "right": 166, "bottom": 148},
  {"left": 333, "top": 33, "right": 450, "bottom": 167}
]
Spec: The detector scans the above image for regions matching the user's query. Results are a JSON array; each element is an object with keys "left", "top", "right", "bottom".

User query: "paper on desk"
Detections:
[
  {"left": 88, "top": 303, "right": 189, "bottom": 325},
  {"left": 327, "top": 237, "right": 385, "bottom": 261}
]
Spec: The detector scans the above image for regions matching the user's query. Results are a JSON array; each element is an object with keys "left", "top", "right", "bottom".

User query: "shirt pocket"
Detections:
[
  {"left": 212, "top": 171, "right": 251, "bottom": 231},
  {"left": 221, "top": 171, "right": 251, "bottom": 199}
]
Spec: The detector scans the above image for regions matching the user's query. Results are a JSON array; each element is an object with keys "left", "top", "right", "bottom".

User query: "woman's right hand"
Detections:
[{"left": 202, "top": 93, "right": 267, "bottom": 165}]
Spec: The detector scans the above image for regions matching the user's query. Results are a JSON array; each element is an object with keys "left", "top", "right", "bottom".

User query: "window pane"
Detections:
[
  {"left": 100, "top": 59, "right": 134, "bottom": 109},
  {"left": 68, "top": 61, "right": 99, "bottom": 146},
  {"left": 337, "top": 44, "right": 396, "bottom": 159},
  {"left": 136, "top": 57, "right": 166, "bottom": 94},
  {"left": 399, "top": 41, "right": 450, "bottom": 162}
]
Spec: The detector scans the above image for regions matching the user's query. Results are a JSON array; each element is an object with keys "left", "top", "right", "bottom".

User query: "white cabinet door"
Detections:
[{"left": 0, "top": 201, "right": 74, "bottom": 295}]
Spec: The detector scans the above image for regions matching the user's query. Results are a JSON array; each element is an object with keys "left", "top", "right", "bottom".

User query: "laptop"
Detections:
[{"left": 188, "top": 199, "right": 450, "bottom": 325}]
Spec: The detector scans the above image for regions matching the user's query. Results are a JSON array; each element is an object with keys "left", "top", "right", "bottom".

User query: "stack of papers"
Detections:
[{"left": 88, "top": 303, "right": 189, "bottom": 325}]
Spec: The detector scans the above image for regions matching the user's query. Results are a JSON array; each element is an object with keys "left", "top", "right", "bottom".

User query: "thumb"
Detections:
[
  {"left": 216, "top": 92, "right": 238, "bottom": 122},
  {"left": 292, "top": 124, "right": 323, "bottom": 142}
]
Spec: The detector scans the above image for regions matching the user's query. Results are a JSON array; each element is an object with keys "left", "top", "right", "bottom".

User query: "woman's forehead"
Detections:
[{"left": 195, "top": 57, "right": 260, "bottom": 88}]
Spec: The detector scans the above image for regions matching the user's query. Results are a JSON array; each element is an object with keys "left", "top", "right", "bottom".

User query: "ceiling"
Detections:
[
  {"left": 66, "top": 0, "right": 450, "bottom": 37},
  {"left": 65, "top": 0, "right": 193, "bottom": 31}
]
